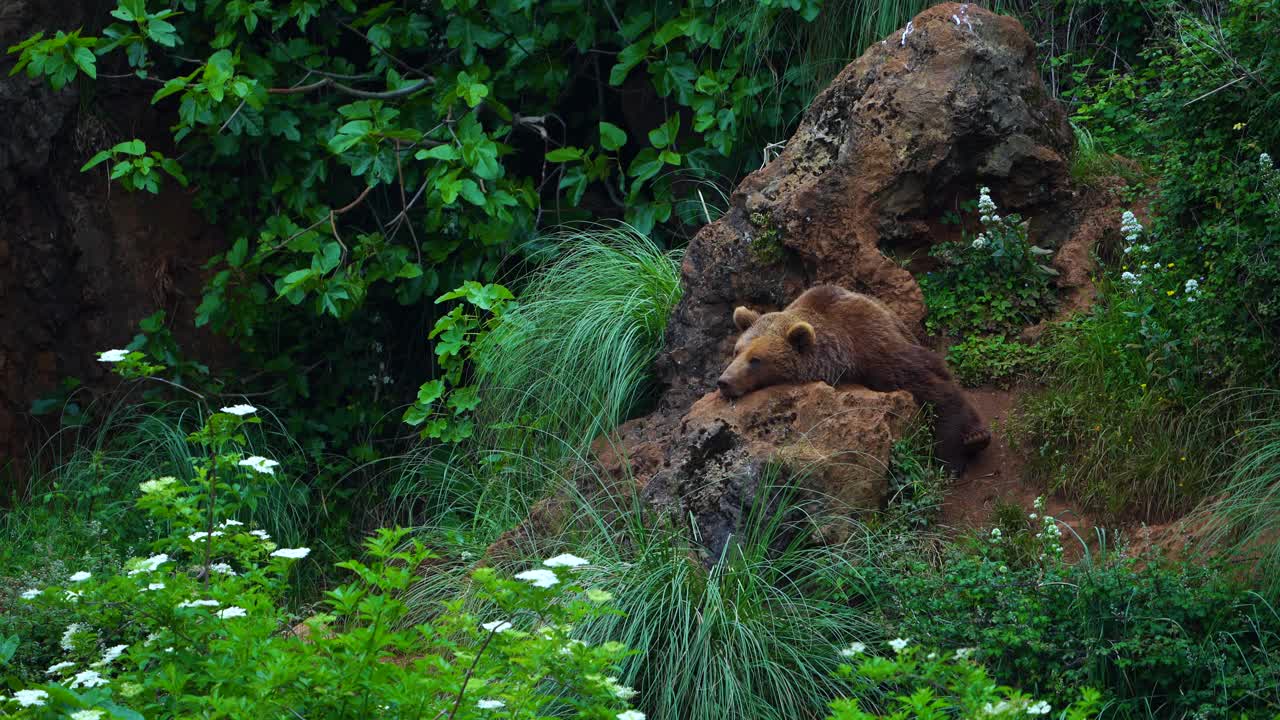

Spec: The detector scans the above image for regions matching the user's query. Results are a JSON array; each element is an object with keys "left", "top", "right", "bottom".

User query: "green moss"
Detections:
[{"left": 747, "top": 211, "right": 785, "bottom": 265}]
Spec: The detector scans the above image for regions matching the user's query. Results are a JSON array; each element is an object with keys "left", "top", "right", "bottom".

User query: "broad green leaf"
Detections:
[{"left": 599, "top": 121, "right": 627, "bottom": 151}]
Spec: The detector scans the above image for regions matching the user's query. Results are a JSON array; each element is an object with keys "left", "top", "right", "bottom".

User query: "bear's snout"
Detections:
[{"left": 716, "top": 377, "right": 737, "bottom": 399}]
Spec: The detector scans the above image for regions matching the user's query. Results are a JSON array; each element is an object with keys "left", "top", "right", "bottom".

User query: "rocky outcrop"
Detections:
[
  {"left": 0, "top": 1, "right": 222, "bottom": 485},
  {"left": 655, "top": 2, "right": 1075, "bottom": 411},
  {"left": 640, "top": 383, "right": 915, "bottom": 561},
  {"left": 593, "top": 3, "right": 1090, "bottom": 557}
]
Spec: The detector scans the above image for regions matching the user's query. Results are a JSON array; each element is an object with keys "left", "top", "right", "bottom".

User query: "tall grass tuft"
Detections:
[
  {"left": 1010, "top": 287, "right": 1228, "bottom": 520},
  {"left": 1191, "top": 390, "right": 1280, "bottom": 600},
  {"left": 558, "top": 468, "right": 887, "bottom": 720},
  {"left": 474, "top": 224, "right": 682, "bottom": 454}
]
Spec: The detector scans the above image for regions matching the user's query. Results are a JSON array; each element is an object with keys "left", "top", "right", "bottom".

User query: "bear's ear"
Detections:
[
  {"left": 733, "top": 306, "right": 761, "bottom": 331},
  {"left": 786, "top": 321, "right": 816, "bottom": 351}
]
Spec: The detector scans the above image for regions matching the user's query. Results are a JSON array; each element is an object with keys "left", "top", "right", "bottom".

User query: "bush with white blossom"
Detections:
[
  {"left": 0, "top": 356, "right": 642, "bottom": 720},
  {"left": 921, "top": 185, "right": 1059, "bottom": 337},
  {"left": 825, "top": 638, "right": 1101, "bottom": 720}
]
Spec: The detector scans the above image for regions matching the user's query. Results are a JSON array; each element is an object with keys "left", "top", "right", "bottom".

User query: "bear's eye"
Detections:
[{"left": 748, "top": 357, "right": 762, "bottom": 369}]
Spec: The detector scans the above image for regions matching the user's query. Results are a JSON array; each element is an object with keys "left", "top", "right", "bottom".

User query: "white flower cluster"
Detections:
[
  {"left": 1032, "top": 498, "right": 1064, "bottom": 557},
  {"left": 1262, "top": 152, "right": 1273, "bottom": 169},
  {"left": 1184, "top": 278, "right": 1201, "bottom": 303},
  {"left": 978, "top": 186, "right": 997, "bottom": 223},
  {"left": 989, "top": 527, "right": 1002, "bottom": 543},
  {"left": 972, "top": 233, "right": 989, "bottom": 251},
  {"left": 127, "top": 553, "right": 170, "bottom": 576}
]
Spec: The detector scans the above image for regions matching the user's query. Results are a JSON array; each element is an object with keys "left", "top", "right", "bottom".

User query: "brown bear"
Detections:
[{"left": 716, "top": 284, "right": 991, "bottom": 473}]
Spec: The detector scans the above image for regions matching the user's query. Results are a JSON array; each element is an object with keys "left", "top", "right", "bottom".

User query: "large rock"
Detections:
[
  {"left": 0, "top": 2, "right": 224, "bottom": 485},
  {"left": 640, "top": 384, "right": 915, "bottom": 561},
  {"left": 655, "top": 2, "right": 1074, "bottom": 411}
]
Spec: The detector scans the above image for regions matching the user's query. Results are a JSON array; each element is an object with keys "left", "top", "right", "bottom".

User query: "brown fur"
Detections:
[{"left": 717, "top": 284, "right": 991, "bottom": 473}]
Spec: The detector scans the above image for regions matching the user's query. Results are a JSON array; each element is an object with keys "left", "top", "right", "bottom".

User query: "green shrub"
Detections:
[
  {"left": 921, "top": 186, "right": 1059, "bottom": 339},
  {"left": 828, "top": 641, "right": 1101, "bottom": 720},
  {"left": 865, "top": 513, "right": 1280, "bottom": 720},
  {"left": 1, "top": 397, "right": 637, "bottom": 719},
  {"left": 946, "top": 335, "right": 1049, "bottom": 389}
]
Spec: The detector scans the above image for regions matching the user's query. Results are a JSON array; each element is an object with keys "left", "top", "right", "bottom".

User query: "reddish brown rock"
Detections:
[{"left": 634, "top": 383, "right": 916, "bottom": 561}]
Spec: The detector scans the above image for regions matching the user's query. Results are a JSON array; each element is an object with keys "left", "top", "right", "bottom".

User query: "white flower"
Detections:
[
  {"left": 839, "top": 642, "right": 867, "bottom": 657},
  {"left": 145, "top": 582, "right": 166, "bottom": 591},
  {"left": 1121, "top": 210, "right": 1143, "bottom": 242},
  {"left": 889, "top": 637, "right": 910, "bottom": 653},
  {"left": 188, "top": 531, "right": 225, "bottom": 542},
  {"left": 65, "top": 590, "right": 83, "bottom": 602},
  {"left": 70, "top": 711, "right": 105, "bottom": 720},
  {"left": 605, "top": 677, "right": 638, "bottom": 700},
  {"left": 1033, "top": 496, "right": 1045, "bottom": 511},
  {"left": 979, "top": 188, "right": 997, "bottom": 217},
  {"left": 481, "top": 620, "right": 512, "bottom": 633},
  {"left": 220, "top": 404, "right": 257, "bottom": 416},
  {"left": 93, "top": 644, "right": 128, "bottom": 667},
  {"left": 69, "top": 571, "right": 92, "bottom": 582},
  {"left": 543, "top": 553, "right": 589, "bottom": 568},
  {"left": 210, "top": 562, "right": 237, "bottom": 576},
  {"left": 1121, "top": 271, "right": 1139, "bottom": 285},
  {"left": 60, "top": 623, "right": 86, "bottom": 651},
  {"left": 1028, "top": 513, "right": 1038, "bottom": 520},
  {"left": 12, "top": 689, "right": 48, "bottom": 707},
  {"left": 220, "top": 519, "right": 245, "bottom": 527},
  {"left": 98, "top": 349, "right": 129, "bottom": 363},
  {"left": 238, "top": 456, "right": 280, "bottom": 475},
  {"left": 127, "top": 553, "right": 170, "bottom": 575},
  {"left": 617, "top": 711, "right": 646, "bottom": 720},
  {"left": 1261, "top": 152, "right": 1273, "bottom": 167},
  {"left": 984, "top": 700, "right": 1012, "bottom": 715},
  {"left": 955, "top": 647, "right": 975, "bottom": 660},
  {"left": 20, "top": 588, "right": 40, "bottom": 599},
  {"left": 270, "top": 547, "right": 311, "bottom": 559},
  {"left": 69, "top": 669, "right": 108, "bottom": 688},
  {"left": 177, "top": 599, "right": 220, "bottom": 608},
  {"left": 990, "top": 527, "right": 1002, "bottom": 543},
  {"left": 971, "top": 234, "right": 989, "bottom": 250},
  {"left": 477, "top": 699, "right": 505, "bottom": 710},
  {"left": 250, "top": 529, "right": 272, "bottom": 540},
  {"left": 516, "top": 568, "right": 560, "bottom": 588},
  {"left": 139, "top": 476, "right": 177, "bottom": 494},
  {"left": 46, "top": 661, "right": 76, "bottom": 674},
  {"left": 217, "top": 606, "right": 247, "bottom": 619},
  {"left": 1027, "top": 700, "right": 1052, "bottom": 715},
  {"left": 1185, "top": 278, "right": 1200, "bottom": 293}
]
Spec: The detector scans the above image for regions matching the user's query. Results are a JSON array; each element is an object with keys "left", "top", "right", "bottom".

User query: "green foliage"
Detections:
[
  {"left": 7, "top": 0, "right": 946, "bottom": 469},
  {"left": 828, "top": 643, "right": 1101, "bottom": 720},
  {"left": 80, "top": 140, "right": 187, "bottom": 194},
  {"left": 1067, "top": 0, "right": 1280, "bottom": 388},
  {"left": 946, "top": 335, "right": 1049, "bottom": 389},
  {"left": 1009, "top": 290, "right": 1228, "bottom": 518},
  {"left": 883, "top": 424, "right": 948, "bottom": 531},
  {"left": 7, "top": 30, "right": 98, "bottom": 91},
  {"left": 403, "top": 281, "right": 515, "bottom": 444},
  {"left": 1, "top": 375, "right": 637, "bottom": 719},
  {"left": 471, "top": 226, "right": 683, "bottom": 452},
  {"left": 921, "top": 186, "right": 1058, "bottom": 339},
  {"left": 868, "top": 528, "right": 1280, "bottom": 720}
]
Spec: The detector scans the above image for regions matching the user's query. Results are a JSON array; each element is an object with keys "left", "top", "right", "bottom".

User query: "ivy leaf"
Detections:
[
  {"left": 546, "top": 147, "right": 584, "bottom": 163},
  {"left": 609, "top": 39, "right": 648, "bottom": 86},
  {"left": 416, "top": 145, "right": 460, "bottom": 161},
  {"left": 648, "top": 114, "right": 680, "bottom": 149},
  {"left": 72, "top": 46, "right": 96, "bottom": 79},
  {"left": 268, "top": 111, "right": 301, "bottom": 141},
  {"left": 328, "top": 120, "right": 372, "bottom": 154},
  {"left": 599, "top": 122, "right": 627, "bottom": 151}
]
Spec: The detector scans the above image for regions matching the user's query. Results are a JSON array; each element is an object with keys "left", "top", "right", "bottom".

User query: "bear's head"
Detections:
[{"left": 715, "top": 305, "right": 816, "bottom": 399}]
